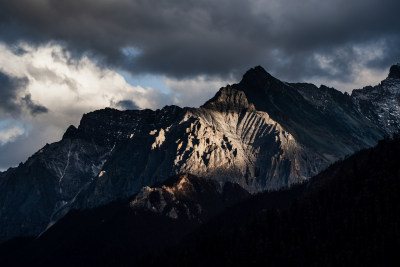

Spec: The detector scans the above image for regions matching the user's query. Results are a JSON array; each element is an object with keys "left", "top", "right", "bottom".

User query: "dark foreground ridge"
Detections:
[
  {"left": 0, "top": 174, "right": 249, "bottom": 266},
  {"left": 145, "top": 135, "right": 400, "bottom": 266}
]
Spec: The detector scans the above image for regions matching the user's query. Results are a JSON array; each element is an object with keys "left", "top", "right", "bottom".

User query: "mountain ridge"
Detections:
[{"left": 0, "top": 64, "right": 399, "bottom": 243}]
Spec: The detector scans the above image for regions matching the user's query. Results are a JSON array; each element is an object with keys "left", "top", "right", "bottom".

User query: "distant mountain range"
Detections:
[{"left": 1, "top": 63, "right": 400, "bottom": 246}]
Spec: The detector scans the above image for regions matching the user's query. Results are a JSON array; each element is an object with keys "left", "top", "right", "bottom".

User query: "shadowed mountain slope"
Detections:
[{"left": 145, "top": 135, "right": 400, "bottom": 266}]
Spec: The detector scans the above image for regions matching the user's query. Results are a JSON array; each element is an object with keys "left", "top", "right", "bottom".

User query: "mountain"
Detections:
[{"left": 0, "top": 64, "right": 399, "bottom": 243}]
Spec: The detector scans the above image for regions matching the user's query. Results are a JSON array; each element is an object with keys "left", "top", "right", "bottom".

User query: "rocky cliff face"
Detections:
[
  {"left": 73, "top": 84, "right": 327, "bottom": 211},
  {"left": 352, "top": 63, "right": 400, "bottom": 134},
  {"left": 1, "top": 64, "right": 399, "bottom": 243}
]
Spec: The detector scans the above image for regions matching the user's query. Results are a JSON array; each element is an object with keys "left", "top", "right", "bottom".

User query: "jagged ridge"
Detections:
[{"left": 0, "top": 64, "right": 399, "bottom": 243}]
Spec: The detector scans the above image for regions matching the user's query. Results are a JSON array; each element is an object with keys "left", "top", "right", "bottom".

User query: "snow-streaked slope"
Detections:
[{"left": 0, "top": 138, "right": 110, "bottom": 242}]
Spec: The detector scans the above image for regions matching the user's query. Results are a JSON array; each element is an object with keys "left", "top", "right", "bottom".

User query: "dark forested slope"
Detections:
[{"left": 146, "top": 135, "right": 400, "bottom": 266}]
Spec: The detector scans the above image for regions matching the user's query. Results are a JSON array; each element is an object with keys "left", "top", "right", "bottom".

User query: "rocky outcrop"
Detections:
[
  {"left": 352, "top": 64, "right": 400, "bottom": 134},
  {"left": 388, "top": 63, "right": 400, "bottom": 79},
  {"left": 130, "top": 173, "right": 250, "bottom": 222}
]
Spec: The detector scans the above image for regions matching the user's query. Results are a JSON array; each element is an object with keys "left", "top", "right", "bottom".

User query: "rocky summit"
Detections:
[
  {"left": 388, "top": 63, "right": 400, "bottom": 79},
  {"left": 1, "top": 64, "right": 400, "bottom": 243}
]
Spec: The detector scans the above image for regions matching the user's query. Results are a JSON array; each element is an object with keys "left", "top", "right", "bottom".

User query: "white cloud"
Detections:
[
  {"left": 0, "top": 120, "right": 25, "bottom": 146},
  {"left": 0, "top": 42, "right": 160, "bottom": 118}
]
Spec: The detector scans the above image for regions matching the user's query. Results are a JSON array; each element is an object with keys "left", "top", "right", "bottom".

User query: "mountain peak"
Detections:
[
  {"left": 388, "top": 63, "right": 400, "bottom": 79},
  {"left": 244, "top": 65, "right": 269, "bottom": 76},
  {"left": 240, "top": 66, "right": 275, "bottom": 87},
  {"left": 62, "top": 125, "right": 80, "bottom": 139}
]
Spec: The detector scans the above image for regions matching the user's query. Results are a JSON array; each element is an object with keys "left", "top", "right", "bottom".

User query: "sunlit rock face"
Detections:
[
  {"left": 74, "top": 83, "right": 327, "bottom": 210},
  {"left": 129, "top": 173, "right": 250, "bottom": 222},
  {"left": 1, "top": 65, "right": 399, "bottom": 243}
]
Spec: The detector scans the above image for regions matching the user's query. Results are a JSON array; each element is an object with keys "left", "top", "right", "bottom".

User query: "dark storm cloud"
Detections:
[
  {"left": 116, "top": 100, "right": 139, "bottom": 110},
  {"left": 21, "top": 94, "right": 48, "bottom": 116},
  {"left": 0, "top": 71, "right": 48, "bottom": 116},
  {"left": 0, "top": 0, "right": 400, "bottom": 82},
  {"left": 0, "top": 71, "right": 28, "bottom": 115}
]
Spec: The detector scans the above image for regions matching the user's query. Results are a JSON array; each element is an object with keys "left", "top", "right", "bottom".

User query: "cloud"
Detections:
[
  {"left": 0, "top": 120, "right": 51, "bottom": 170},
  {"left": 21, "top": 93, "right": 48, "bottom": 115},
  {"left": 164, "top": 75, "right": 234, "bottom": 108},
  {"left": 0, "top": 119, "right": 25, "bottom": 146},
  {"left": 116, "top": 100, "right": 139, "bottom": 110},
  {"left": 0, "top": 71, "right": 28, "bottom": 115},
  {"left": 0, "top": 42, "right": 162, "bottom": 117},
  {"left": 0, "top": 70, "right": 49, "bottom": 116},
  {"left": 305, "top": 42, "right": 390, "bottom": 91},
  {"left": 0, "top": 0, "right": 398, "bottom": 83}
]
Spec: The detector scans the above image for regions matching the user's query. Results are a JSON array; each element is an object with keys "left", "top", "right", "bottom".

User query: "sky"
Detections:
[{"left": 0, "top": 0, "right": 399, "bottom": 170}]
